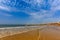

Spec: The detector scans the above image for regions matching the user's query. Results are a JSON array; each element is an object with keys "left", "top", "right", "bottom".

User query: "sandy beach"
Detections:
[{"left": 0, "top": 25, "right": 60, "bottom": 40}]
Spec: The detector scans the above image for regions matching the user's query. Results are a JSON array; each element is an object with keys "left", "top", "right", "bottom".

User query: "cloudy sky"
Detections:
[{"left": 0, "top": 0, "right": 60, "bottom": 24}]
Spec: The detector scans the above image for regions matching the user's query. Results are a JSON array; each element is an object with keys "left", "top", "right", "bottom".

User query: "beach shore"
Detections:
[{"left": 0, "top": 25, "right": 60, "bottom": 40}]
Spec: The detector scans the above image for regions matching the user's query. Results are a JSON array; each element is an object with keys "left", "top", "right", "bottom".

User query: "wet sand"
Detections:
[{"left": 0, "top": 25, "right": 60, "bottom": 40}]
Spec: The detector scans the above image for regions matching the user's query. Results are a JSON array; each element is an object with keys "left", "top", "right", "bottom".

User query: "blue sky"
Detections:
[{"left": 0, "top": 0, "right": 60, "bottom": 24}]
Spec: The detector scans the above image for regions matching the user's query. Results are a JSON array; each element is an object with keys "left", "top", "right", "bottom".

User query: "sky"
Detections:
[{"left": 0, "top": 0, "right": 60, "bottom": 24}]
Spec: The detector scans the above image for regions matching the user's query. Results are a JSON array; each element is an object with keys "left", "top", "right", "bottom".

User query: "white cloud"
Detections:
[
  {"left": 0, "top": 0, "right": 60, "bottom": 23},
  {"left": 51, "top": 0, "right": 60, "bottom": 11},
  {"left": 30, "top": 0, "right": 60, "bottom": 18},
  {"left": 25, "top": 0, "right": 60, "bottom": 24},
  {"left": 28, "top": 9, "right": 54, "bottom": 19},
  {"left": 0, "top": 6, "right": 10, "bottom": 11}
]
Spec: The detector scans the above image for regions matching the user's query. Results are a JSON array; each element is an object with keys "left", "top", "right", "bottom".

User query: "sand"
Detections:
[
  {"left": 0, "top": 26, "right": 60, "bottom": 40},
  {"left": 0, "top": 29, "right": 39, "bottom": 40}
]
